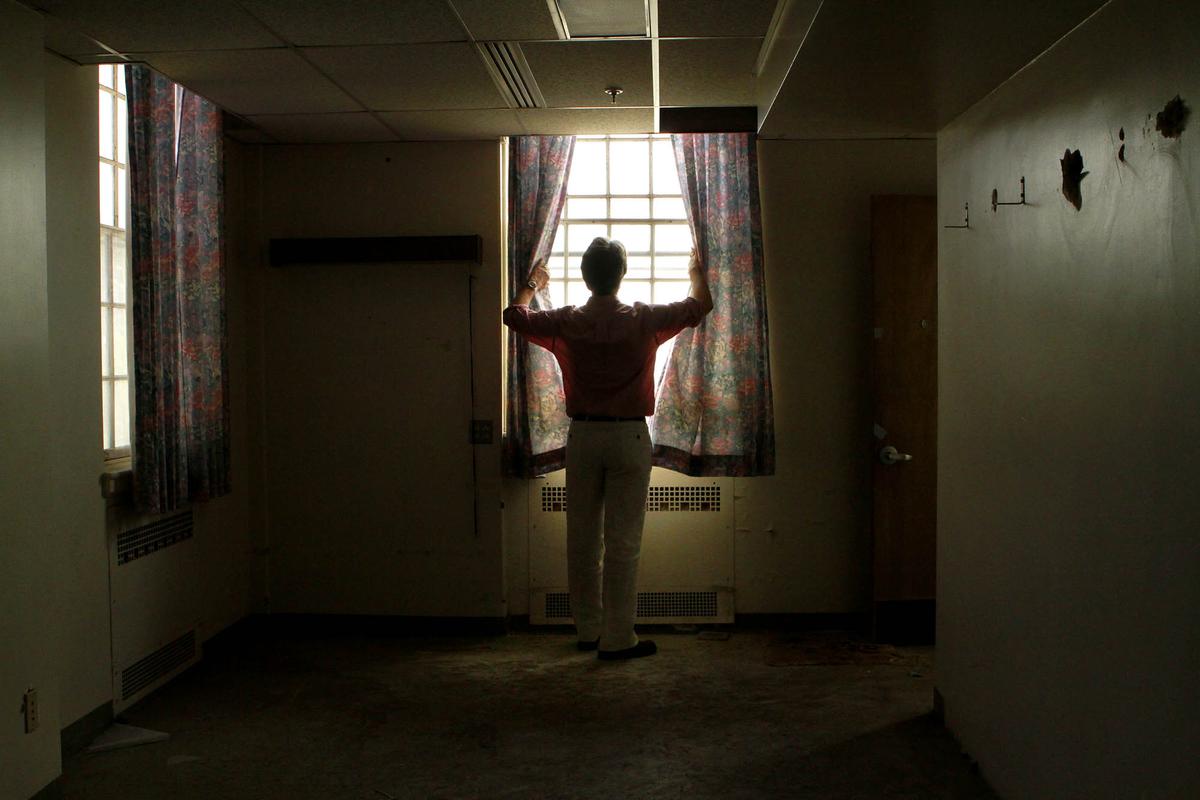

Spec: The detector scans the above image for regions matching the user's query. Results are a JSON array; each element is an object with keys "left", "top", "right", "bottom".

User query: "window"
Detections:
[
  {"left": 547, "top": 134, "right": 691, "bottom": 381},
  {"left": 99, "top": 64, "right": 131, "bottom": 457}
]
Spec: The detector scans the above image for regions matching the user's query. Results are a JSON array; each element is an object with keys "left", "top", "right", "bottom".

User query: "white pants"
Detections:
[{"left": 566, "top": 420, "right": 652, "bottom": 652}]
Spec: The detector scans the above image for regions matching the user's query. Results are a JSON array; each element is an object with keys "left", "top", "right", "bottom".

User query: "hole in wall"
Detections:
[
  {"left": 1118, "top": 127, "right": 1126, "bottom": 162},
  {"left": 1155, "top": 95, "right": 1189, "bottom": 139},
  {"left": 1060, "top": 149, "right": 1087, "bottom": 211}
]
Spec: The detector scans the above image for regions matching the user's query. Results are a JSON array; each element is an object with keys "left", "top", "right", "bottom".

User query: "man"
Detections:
[{"left": 504, "top": 237, "right": 713, "bottom": 659}]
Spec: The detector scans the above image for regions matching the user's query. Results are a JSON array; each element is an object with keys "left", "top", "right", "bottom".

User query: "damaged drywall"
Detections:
[{"left": 1060, "top": 148, "right": 1087, "bottom": 210}]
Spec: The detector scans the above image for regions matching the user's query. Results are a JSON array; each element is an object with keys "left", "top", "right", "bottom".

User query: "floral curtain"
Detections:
[
  {"left": 504, "top": 136, "right": 575, "bottom": 477},
  {"left": 651, "top": 133, "right": 775, "bottom": 476},
  {"left": 127, "top": 65, "right": 229, "bottom": 513}
]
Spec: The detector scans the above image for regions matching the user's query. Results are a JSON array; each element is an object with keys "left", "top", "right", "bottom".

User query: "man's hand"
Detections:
[
  {"left": 528, "top": 260, "right": 551, "bottom": 291},
  {"left": 510, "top": 258, "right": 550, "bottom": 307},
  {"left": 687, "top": 247, "right": 714, "bottom": 314}
]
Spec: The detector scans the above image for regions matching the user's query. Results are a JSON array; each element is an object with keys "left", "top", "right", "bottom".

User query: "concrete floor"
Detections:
[{"left": 60, "top": 627, "right": 997, "bottom": 799}]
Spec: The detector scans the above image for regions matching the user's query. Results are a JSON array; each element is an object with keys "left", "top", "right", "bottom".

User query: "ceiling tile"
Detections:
[
  {"left": 304, "top": 43, "right": 505, "bottom": 111},
  {"left": 138, "top": 49, "right": 360, "bottom": 115},
  {"left": 225, "top": 126, "right": 278, "bottom": 144},
  {"left": 247, "top": 112, "right": 396, "bottom": 143},
  {"left": 659, "top": 38, "right": 761, "bottom": 106},
  {"left": 522, "top": 41, "right": 652, "bottom": 107},
  {"left": 758, "top": 0, "right": 1107, "bottom": 138},
  {"left": 42, "top": 16, "right": 110, "bottom": 58},
  {"left": 517, "top": 107, "right": 654, "bottom": 135},
  {"left": 34, "top": 0, "right": 282, "bottom": 52},
  {"left": 450, "top": 0, "right": 562, "bottom": 41},
  {"left": 239, "top": 0, "right": 466, "bottom": 46},
  {"left": 558, "top": 0, "right": 647, "bottom": 37},
  {"left": 658, "top": 0, "right": 779, "bottom": 38},
  {"left": 377, "top": 109, "right": 523, "bottom": 140}
]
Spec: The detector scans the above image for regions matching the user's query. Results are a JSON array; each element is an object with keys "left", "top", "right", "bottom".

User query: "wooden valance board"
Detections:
[{"left": 269, "top": 235, "right": 482, "bottom": 267}]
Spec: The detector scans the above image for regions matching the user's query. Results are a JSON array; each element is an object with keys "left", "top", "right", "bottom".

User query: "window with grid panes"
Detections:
[
  {"left": 99, "top": 64, "right": 131, "bottom": 456},
  {"left": 547, "top": 135, "right": 693, "bottom": 384}
]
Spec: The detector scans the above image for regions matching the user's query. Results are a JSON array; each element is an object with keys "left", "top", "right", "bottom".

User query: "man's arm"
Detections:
[
  {"left": 503, "top": 259, "right": 560, "bottom": 351},
  {"left": 688, "top": 248, "right": 714, "bottom": 314}
]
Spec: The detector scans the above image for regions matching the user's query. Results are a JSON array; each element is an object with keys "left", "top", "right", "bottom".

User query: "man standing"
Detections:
[{"left": 504, "top": 238, "right": 712, "bottom": 659}]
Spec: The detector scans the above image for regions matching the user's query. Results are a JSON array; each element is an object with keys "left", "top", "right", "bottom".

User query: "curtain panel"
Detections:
[
  {"left": 651, "top": 133, "right": 775, "bottom": 476},
  {"left": 503, "top": 136, "right": 576, "bottom": 477},
  {"left": 127, "top": 65, "right": 230, "bottom": 513}
]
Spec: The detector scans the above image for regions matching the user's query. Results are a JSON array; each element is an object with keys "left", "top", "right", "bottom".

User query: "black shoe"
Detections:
[
  {"left": 577, "top": 638, "right": 600, "bottom": 652},
  {"left": 597, "top": 640, "right": 657, "bottom": 660}
]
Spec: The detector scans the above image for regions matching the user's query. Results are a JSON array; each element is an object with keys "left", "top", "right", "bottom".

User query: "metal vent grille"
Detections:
[
  {"left": 476, "top": 41, "right": 545, "bottom": 108},
  {"left": 639, "top": 591, "right": 718, "bottom": 617},
  {"left": 539, "top": 484, "right": 721, "bottom": 513},
  {"left": 120, "top": 629, "right": 195, "bottom": 700},
  {"left": 117, "top": 510, "right": 193, "bottom": 565},
  {"left": 541, "top": 486, "right": 567, "bottom": 512},
  {"left": 544, "top": 591, "right": 572, "bottom": 619},
  {"left": 543, "top": 590, "right": 720, "bottom": 620},
  {"left": 646, "top": 485, "right": 720, "bottom": 512}
]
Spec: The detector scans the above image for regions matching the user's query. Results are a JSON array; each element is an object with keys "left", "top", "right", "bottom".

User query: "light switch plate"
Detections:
[{"left": 24, "top": 688, "right": 39, "bottom": 733}]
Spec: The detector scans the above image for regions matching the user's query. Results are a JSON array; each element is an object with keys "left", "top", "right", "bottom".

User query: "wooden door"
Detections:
[{"left": 870, "top": 195, "right": 937, "bottom": 643}]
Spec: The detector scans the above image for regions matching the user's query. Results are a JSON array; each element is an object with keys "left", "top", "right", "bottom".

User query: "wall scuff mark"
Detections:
[
  {"left": 1154, "top": 95, "right": 1189, "bottom": 138},
  {"left": 1060, "top": 149, "right": 1088, "bottom": 210}
]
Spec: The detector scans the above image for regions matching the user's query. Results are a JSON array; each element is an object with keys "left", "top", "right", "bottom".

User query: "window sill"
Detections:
[{"left": 100, "top": 458, "right": 132, "bottom": 501}]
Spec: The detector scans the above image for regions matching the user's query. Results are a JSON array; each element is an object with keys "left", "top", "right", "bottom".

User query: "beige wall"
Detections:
[
  {"left": 187, "top": 136, "right": 257, "bottom": 640},
  {"left": 503, "top": 139, "right": 936, "bottom": 615},
  {"left": 0, "top": 4, "right": 61, "bottom": 797},
  {"left": 1, "top": 29, "right": 257, "bottom": 794},
  {"left": 44, "top": 50, "right": 110, "bottom": 734},
  {"left": 937, "top": 0, "right": 1200, "bottom": 796},
  {"left": 738, "top": 139, "right": 935, "bottom": 612},
  {"left": 255, "top": 142, "right": 506, "bottom": 616}
]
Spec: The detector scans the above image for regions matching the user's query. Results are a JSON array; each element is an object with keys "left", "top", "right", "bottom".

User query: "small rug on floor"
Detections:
[{"left": 764, "top": 632, "right": 906, "bottom": 666}]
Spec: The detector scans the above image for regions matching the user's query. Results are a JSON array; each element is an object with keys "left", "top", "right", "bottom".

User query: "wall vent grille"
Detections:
[
  {"left": 120, "top": 630, "right": 195, "bottom": 700},
  {"left": 639, "top": 590, "right": 719, "bottom": 617},
  {"left": 543, "top": 590, "right": 720, "bottom": 620},
  {"left": 476, "top": 41, "right": 545, "bottom": 109},
  {"left": 646, "top": 485, "right": 720, "bottom": 512},
  {"left": 539, "top": 484, "right": 721, "bottom": 513},
  {"left": 541, "top": 486, "right": 567, "bottom": 512},
  {"left": 117, "top": 510, "right": 193, "bottom": 565}
]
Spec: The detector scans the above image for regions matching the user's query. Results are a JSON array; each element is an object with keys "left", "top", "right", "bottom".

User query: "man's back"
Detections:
[{"left": 503, "top": 294, "right": 705, "bottom": 417}]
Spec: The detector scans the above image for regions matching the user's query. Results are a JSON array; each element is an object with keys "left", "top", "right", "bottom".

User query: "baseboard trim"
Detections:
[
  {"left": 734, "top": 612, "right": 870, "bottom": 632},
  {"left": 60, "top": 700, "right": 114, "bottom": 760},
  {"left": 249, "top": 613, "right": 510, "bottom": 638},
  {"left": 872, "top": 600, "right": 936, "bottom": 644},
  {"left": 506, "top": 611, "right": 870, "bottom": 633},
  {"left": 30, "top": 777, "right": 63, "bottom": 800}
]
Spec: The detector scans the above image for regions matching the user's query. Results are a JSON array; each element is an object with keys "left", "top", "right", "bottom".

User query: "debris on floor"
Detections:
[
  {"left": 764, "top": 632, "right": 906, "bottom": 666},
  {"left": 85, "top": 723, "right": 169, "bottom": 753}
]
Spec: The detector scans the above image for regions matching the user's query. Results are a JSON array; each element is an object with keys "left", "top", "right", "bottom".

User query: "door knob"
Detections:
[{"left": 879, "top": 445, "right": 913, "bottom": 465}]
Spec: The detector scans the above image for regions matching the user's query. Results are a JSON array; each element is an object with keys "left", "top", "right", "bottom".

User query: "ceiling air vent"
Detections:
[{"left": 477, "top": 41, "right": 545, "bottom": 109}]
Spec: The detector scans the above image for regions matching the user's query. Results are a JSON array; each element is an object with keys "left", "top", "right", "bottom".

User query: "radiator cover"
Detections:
[
  {"left": 528, "top": 468, "right": 734, "bottom": 624},
  {"left": 108, "top": 507, "right": 201, "bottom": 712}
]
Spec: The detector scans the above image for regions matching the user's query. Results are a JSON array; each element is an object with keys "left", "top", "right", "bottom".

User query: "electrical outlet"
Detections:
[{"left": 23, "top": 688, "right": 39, "bottom": 733}]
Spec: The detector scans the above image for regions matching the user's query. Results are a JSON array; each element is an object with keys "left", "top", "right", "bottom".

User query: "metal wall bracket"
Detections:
[
  {"left": 944, "top": 202, "right": 970, "bottom": 229},
  {"left": 991, "top": 176, "right": 1027, "bottom": 211}
]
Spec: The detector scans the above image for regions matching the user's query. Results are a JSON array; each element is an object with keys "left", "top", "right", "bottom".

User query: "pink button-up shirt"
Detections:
[{"left": 503, "top": 295, "right": 707, "bottom": 418}]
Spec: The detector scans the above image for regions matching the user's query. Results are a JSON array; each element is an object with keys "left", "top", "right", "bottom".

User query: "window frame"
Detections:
[
  {"left": 99, "top": 64, "right": 132, "bottom": 462},
  {"left": 545, "top": 134, "right": 692, "bottom": 311}
]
